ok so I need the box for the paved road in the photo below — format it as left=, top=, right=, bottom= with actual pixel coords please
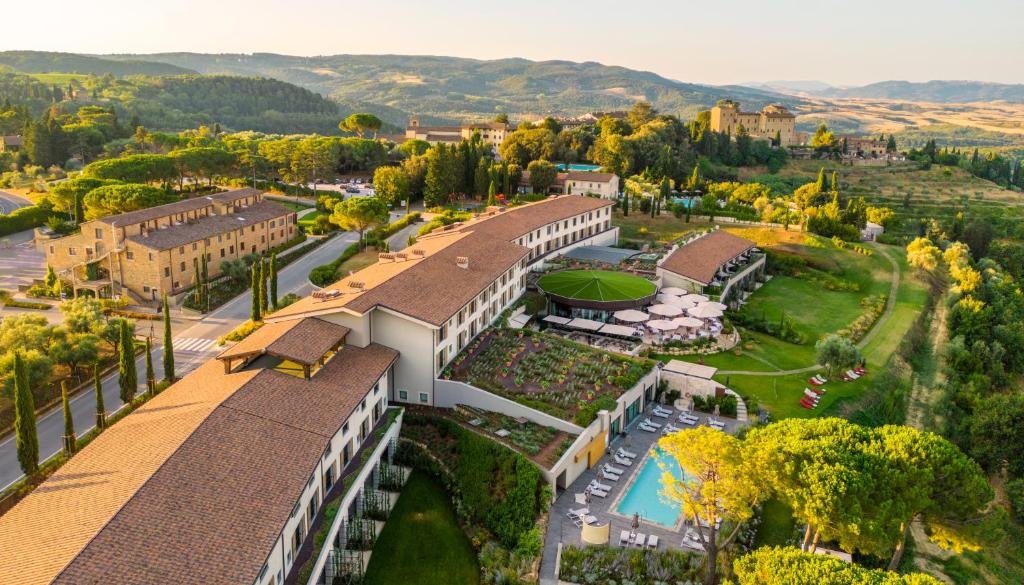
left=0, top=190, right=31, bottom=215
left=0, top=231, right=358, bottom=489
left=0, top=229, right=45, bottom=292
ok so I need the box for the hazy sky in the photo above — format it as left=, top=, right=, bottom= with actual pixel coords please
left=3, top=0, right=1021, bottom=86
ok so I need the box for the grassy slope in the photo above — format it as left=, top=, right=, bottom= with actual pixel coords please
left=363, top=472, right=479, bottom=585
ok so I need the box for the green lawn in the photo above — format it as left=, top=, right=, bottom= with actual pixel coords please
left=276, top=200, right=316, bottom=212
left=298, top=210, right=330, bottom=226
left=363, top=472, right=479, bottom=585
left=754, top=498, right=796, bottom=548
left=537, top=270, right=655, bottom=302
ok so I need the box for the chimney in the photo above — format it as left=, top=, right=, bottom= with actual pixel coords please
left=456, top=256, right=469, bottom=270
left=348, top=281, right=365, bottom=290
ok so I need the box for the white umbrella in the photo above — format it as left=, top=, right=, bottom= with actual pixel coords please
left=689, top=304, right=723, bottom=319
left=613, top=309, right=649, bottom=323
left=648, top=304, right=684, bottom=317
left=680, top=294, right=709, bottom=304
left=661, top=286, right=688, bottom=296
left=672, top=316, right=704, bottom=328
left=697, top=301, right=727, bottom=311
left=647, top=319, right=678, bottom=331
left=657, top=294, right=696, bottom=309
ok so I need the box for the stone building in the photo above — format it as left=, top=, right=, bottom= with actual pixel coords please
left=40, top=188, right=296, bottom=303
left=708, top=101, right=797, bottom=146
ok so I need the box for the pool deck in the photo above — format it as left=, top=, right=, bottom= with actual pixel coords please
left=539, top=405, right=746, bottom=584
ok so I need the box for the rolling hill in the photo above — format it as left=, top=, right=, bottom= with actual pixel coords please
left=0, top=51, right=194, bottom=76
left=817, top=80, right=1024, bottom=103
left=99, top=52, right=799, bottom=123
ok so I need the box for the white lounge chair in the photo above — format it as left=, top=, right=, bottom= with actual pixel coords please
left=663, top=423, right=682, bottom=434
left=617, top=448, right=638, bottom=459
left=653, top=405, right=673, bottom=415
left=647, top=534, right=659, bottom=549
left=804, top=388, right=821, bottom=400
left=588, top=487, right=608, bottom=498
left=643, top=418, right=662, bottom=429
left=619, top=530, right=631, bottom=545
left=590, top=479, right=612, bottom=492
left=601, top=470, right=620, bottom=481
left=682, top=529, right=703, bottom=550
left=574, top=493, right=588, bottom=505
left=638, top=423, right=658, bottom=433
left=678, top=417, right=696, bottom=426
left=651, top=409, right=671, bottom=419
left=604, top=463, right=625, bottom=475
left=614, top=455, right=633, bottom=467
left=678, top=412, right=699, bottom=423
left=567, top=507, right=589, bottom=519
left=634, top=533, right=646, bottom=548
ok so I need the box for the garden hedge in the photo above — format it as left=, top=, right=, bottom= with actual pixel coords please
left=0, top=203, right=54, bottom=237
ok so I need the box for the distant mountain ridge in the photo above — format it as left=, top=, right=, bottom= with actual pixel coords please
left=0, top=51, right=194, bottom=77
left=97, top=52, right=799, bottom=123
left=817, top=80, right=1024, bottom=103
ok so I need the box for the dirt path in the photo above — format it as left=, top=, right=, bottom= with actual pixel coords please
left=719, top=243, right=901, bottom=377
left=906, top=296, right=948, bottom=431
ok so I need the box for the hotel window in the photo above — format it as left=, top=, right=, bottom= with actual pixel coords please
left=126, top=251, right=134, bottom=260
left=68, top=247, right=77, bottom=256
left=179, top=246, right=185, bottom=255
left=419, top=392, right=429, bottom=403
left=192, top=242, right=198, bottom=251
left=360, top=398, right=366, bottom=412
left=94, top=228, right=102, bottom=239
left=398, top=390, right=408, bottom=400
left=220, top=248, right=225, bottom=258
left=374, top=399, right=382, bottom=421
left=164, top=267, right=170, bottom=277
left=342, top=422, right=349, bottom=435
left=179, top=261, right=186, bottom=272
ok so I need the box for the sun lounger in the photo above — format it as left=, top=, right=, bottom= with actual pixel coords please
left=654, top=405, right=673, bottom=414
left=663, top=423, right=682, bottom=434
left=590, top=480, right=612, bottom=492
left=678, top=413, right=699, bottom=423
left=678, top=416, right=696, bottom=426
left=643, top=418, right=662, bottom=429
left=682, top=529, right=703, bottom=550
left=617, top=448, right=638, bottom=459
left=651, top=409, right=671, bottom=419
left=601, top=470, right=620, bottom=481
left=620, top=530, right=631, bottom=545
left=574, top=493, right=588, bottom=505
left=647, top=534, right=659, bottom=549
left=804, top=388, right=821, bottom=400
left=613, top=454, right=633, bottom=466
left=634, top=533, right=646, bottom=547
left=604, top=463, right=625, bottom=475
left=588, top=487, right=608, bottom=497
left=638, top=423, right=659, bottom=433
left=567, top=507, right=589, bottom=519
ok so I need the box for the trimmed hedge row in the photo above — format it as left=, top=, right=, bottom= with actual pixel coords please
left=0, top=203, right=53, bottom=237
left=309, top=243, right=360, bottom=287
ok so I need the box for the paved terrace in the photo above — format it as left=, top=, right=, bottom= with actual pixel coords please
left=539, top=405, right=746, bottom=585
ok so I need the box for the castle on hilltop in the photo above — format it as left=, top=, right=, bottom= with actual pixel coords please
left=709, top=101, right=798, bottom=146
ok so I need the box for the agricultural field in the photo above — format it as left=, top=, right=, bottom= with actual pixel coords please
left=536, top=270, right=655, bottom=302
left=740, top=159, right=1024, bottom=237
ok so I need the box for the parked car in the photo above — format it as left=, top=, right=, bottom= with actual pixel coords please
left=345, top=187, right=361, bottom=194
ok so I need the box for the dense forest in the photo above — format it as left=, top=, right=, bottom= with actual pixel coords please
left=0, top=51, right=194, bottom=76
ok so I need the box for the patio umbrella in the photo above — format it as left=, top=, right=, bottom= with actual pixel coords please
left=661, top=286, right=688, bottom=296
left=647, top=304, right=683, bottom=317
left=647, top=319, right=678, bottom=331
left=657, top=294, right=696, bottom=309
left=689, top=304, right=723, bottom=319
left=672, top=316, right=704, bottom=329
left=679, top=294, right=709, bottom=304
left=698, top=301, right=728, bottom=311
left=613, top=309, right=649, bottom=323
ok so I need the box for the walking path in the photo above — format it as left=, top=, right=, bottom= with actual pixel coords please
left=717, top=243, right=901, bottom=377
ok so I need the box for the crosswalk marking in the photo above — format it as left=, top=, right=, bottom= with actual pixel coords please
left=173, top=337, right=217, bottom=353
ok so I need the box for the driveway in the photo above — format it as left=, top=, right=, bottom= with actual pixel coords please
left=0, top=229, right=45, bottom=292
left=0, top=190, right=31, bottom=214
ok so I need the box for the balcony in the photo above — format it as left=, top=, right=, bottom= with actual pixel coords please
left=286, top=407, right=404, bottom=585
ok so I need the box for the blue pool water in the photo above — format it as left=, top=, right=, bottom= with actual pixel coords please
left=670, top=197, right=697, bottom=209
left=557, top=163, right=602, bottom=172
left=614, top=449, right=688, bottom=528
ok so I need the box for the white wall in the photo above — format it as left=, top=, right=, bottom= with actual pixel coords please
left=371, top=310, right=436, bottom=403
left=319, top=311, right=372, bottom=348
left=433, top=379, right=584, bottom=434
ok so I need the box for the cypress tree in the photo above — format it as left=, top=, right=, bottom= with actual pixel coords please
left=145, top=337, right=155, bottom=396
left=192, top=257, right=202, bottom=306
left=61, top=381, right=76, bottom=456
left=269, top=253, right=278, bottom=310
left=200, top=253, right=208, bottom=309
left=162, top=293, right=174, bottom=382
left=831, top=171, right=839, bottom=194
left=13, top=352, right=39, bottom=475
left=815, top=167, right=827, bottom=192
left=250, top=265, right=261, bottom=322
left=118, top=321, right=137, bottom=404
left=623, top=193, right=629, bottom=216
left=487, top=179, right=497, bottom=207
left=259, top=258, right=268, bottom=315
left=94, top=362, right=106, bottom=429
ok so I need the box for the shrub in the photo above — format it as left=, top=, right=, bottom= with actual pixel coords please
left=1007, top=478, right=1024, bottom=523
left=573, top=395, right=618, bottom=426
left=218, top=319, right=263, bottom=345
left=309, top=243, right=360, bottom=287
left=0, top=202, right=54, bottom=237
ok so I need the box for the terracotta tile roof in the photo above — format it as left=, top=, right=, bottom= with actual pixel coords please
left=564, top=171, right=616, bottom=182
left=95, top=188, right=262, bottom=226
left=217, top=317, right=350, bottom=365
left=659, top=230, right=755, bottom=284
left=49, top=343, right=397, bottom=585
left=126, top=200, right=293, bottom=251
left=271, top=196, right=613, bottom=327
left=0, top=358, right=260, bottom=585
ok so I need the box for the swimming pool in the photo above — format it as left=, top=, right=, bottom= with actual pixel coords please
left=670, top=197, right=698, bottom=209
left=613, top=449, right=688, bottom=528
left=557, top=163, right=602, bottom=172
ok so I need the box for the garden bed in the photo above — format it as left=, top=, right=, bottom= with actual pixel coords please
left=448, top=405, right=574, bottom=468
left=557, top=544, right=702, bottom=585
left=442, top=328, right=653, bottom=425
